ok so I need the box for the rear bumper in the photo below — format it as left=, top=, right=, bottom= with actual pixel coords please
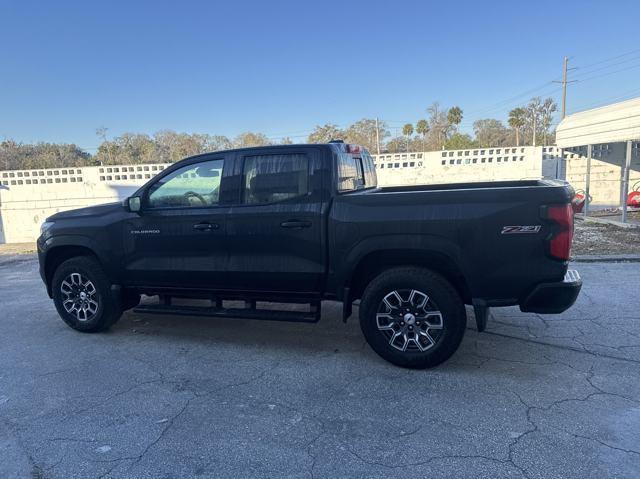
left=520, top=269, right=582, bottom=314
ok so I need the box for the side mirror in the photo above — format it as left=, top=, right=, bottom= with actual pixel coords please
left=124, top=196, right=142, bottom=213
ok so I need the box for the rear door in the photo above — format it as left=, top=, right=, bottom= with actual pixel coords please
left=122, top=154, right=233, bottom=289
left=225, top=147, right=326, bottom=294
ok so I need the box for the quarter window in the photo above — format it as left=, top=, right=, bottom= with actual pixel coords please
left=242, top=153, right=308, bottom=204
left=147, top=159, right=224, bottom=208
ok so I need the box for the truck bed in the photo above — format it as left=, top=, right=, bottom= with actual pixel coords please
left=328, top=178, right=574, bottom=306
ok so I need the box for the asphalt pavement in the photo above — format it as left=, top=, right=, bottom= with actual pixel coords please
left=1, top=255, right=639, bottom=478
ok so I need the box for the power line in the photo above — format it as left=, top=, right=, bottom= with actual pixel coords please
left=569, top=54, right=640, bottom=78
left=572, top=47, right=640, bottom=73
left=571, top=61, right=640, bottom=83
left=463, top=81, right=556, bottom=117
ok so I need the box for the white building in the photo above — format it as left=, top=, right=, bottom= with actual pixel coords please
left=556, top=97, right=640, bottom=221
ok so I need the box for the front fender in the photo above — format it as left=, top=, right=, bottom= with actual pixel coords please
left=39, top=234, right=117, bottom=296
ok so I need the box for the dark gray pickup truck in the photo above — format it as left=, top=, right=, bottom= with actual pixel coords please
left=37, top=141, right=581, bottom=368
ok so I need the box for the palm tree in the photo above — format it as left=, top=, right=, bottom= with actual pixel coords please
left=415, top=119, right=429, bottom=151
left=447, top=106, right=463, bottom=127
left=402, top=123, right=414, bottom=152
left=508, top=107, right=526, bottom=146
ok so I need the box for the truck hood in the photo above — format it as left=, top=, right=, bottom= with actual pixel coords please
left=48, top=202, right=123, bottom=221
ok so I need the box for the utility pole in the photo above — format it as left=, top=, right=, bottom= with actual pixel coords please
left=532, top=113, right=537, bottom=147
left=553, top=56, right=578, bottom=119
left=375, top=117, right=381, bottom=154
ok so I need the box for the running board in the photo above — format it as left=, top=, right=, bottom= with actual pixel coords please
left=133, top=302, right=321, bottom=323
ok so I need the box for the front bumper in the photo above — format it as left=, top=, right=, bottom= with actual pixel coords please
left=520, top=269, right=582, bottom=314
left=36, top=235, right=50, bottom=294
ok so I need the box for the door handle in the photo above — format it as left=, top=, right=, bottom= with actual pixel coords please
left=193, top=222, right=219, bottom=231
left=280, top=220, right=312, bottom=229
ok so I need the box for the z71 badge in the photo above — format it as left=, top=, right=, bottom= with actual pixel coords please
left=501, top=225, right=542, bottom=234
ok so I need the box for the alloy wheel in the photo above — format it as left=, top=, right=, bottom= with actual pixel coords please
left=60, top=273, right=99, bottom=322
left=376, top=289, right=444, bottom=352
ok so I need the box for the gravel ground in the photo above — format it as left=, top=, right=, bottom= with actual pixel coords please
left=1, top=255, right=639, bottom=478
left=572, top=219, right=640, bottom=255
left=0, top=242, right=36, bottom=256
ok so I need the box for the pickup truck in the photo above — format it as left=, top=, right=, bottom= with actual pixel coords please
left=37, top=141, right=582, bottom=368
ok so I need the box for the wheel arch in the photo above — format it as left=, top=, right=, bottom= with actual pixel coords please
left=44, top=244, right=102, bottom=297
left=346, top=248, right=471, bottom=305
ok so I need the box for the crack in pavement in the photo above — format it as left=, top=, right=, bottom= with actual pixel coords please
left=479, top=330, right=640, bottom=365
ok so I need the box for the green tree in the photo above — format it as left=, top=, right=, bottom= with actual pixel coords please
left=0, top=140, right=92, bottom=170
left=540, top=98, right=557, bottom=145
left=233, top=132, right=272, bottom=148
left=385, top=136, right=406, bottom=153
left=95, top=127, right=114, bottom=164
left=307, top=124, right=345, bottom=144
left=426, top=103, right=462, bottom=149
left=426, top=102, right=447, bottom=149
left=344, top=118, right=389, bottom=153
left=444, top=133, right=478, bottom=150
left=508, top=107, right=527, bottom=147
left=402, top=123, right=414, bottom=152
left=526, top=97, right=543, bottom=146
left=203, top=134, right=233, bottom=152
left=344, top=118, right=389, bottom=152
left=415, top=119, right=429, bottom=151
left=447, top=106, right=463, bottom=130
left=473, top=119, right=509, bottom=147
left=402, top=123, right=414, bottom=137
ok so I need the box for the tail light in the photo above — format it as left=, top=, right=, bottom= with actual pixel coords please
left=545, top=204, right=574, bottom=261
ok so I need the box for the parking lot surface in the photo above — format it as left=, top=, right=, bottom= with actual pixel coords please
left=1, top=255, right=639, bottom=478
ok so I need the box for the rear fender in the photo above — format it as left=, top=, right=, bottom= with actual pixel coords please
left=337, top=234, right=470, bottom=301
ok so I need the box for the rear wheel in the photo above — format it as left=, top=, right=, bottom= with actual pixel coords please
left=359, top=267, right=466, bottom=368
left=52, top=256, right=123, bottom=332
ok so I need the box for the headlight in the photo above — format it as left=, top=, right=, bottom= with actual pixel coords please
left=40, top=221, right=55, bottom=236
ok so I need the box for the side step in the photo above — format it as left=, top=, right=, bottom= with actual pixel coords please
left=133, top=300, right=321, bottom=323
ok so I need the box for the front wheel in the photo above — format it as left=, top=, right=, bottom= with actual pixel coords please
left=52, top=256, right=123, bottom=332
left=359, top=267, right=466, bottom=369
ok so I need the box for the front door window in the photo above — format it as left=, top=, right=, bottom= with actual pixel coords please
left=147, top=159, right=224, bottom=208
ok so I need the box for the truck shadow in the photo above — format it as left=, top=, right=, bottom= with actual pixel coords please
left=111, top=303, right=545, bottom=375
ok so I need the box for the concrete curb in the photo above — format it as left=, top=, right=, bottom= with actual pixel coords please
left=575, top=215, right=640, bottom=229
left=572, top=254, right=640, bottom=263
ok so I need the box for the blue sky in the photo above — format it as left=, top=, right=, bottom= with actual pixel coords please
left=1, top=0, right=639, bottom=150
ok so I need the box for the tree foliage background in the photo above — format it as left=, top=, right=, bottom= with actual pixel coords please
left=1, top=97, right=557, bottom=170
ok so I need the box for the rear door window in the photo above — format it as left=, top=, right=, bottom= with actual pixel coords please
left=242, top=153, right=309, bottom=204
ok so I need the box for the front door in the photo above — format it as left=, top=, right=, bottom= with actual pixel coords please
left=122, top=155, right=231, bottom=289
left=225, top=148, right=326, bottom=294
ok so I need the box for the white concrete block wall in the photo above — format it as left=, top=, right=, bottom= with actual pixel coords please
left=6, top=145, right=620, bottom=244
left=0, top=164, right=169, bottom=243
left=372, top=146, right=553, bottom=186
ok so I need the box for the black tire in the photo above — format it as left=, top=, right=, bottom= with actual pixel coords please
left=359, top=267, right=466, bottom=369
left=51, top=256, right=123, bottom=333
